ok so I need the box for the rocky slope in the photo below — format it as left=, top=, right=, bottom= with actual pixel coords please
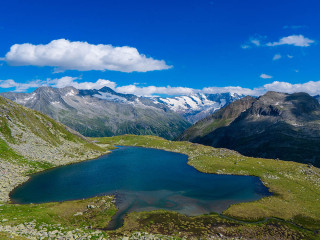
left=152, top=92, right=244, bottom=123
left=179, top=91, right=320, bottom=166
left=0, top=96, right=105, bottom=202
left=178, top=96, right=257, bottom=141
left=1, top=87, right=190, bottom=140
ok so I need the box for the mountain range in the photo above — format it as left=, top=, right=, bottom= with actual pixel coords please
left=0, top=87, right=243, bottom=139
left=0, top=87, right=190, bottom=139
left=179, top=91, right=320, bottom=167
left=151, top=92, right=244, bottom=123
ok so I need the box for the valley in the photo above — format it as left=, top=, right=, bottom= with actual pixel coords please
left=0, top=134, right=319, bottom=239
left=0, top=87, right=245, bottom=139
left=2, top=1, right=320, bottom=239
left=0, top=87, right=191, bottom=140
left=0, top=93, right=320, bottom=239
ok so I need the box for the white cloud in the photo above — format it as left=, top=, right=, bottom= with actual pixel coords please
left=116, top=85, right=195, bottom=96
left=263, top=81, right=320, bottom=95
left=251, top=39, right=261, bottom=46
left=0, top=77, right=118, bottom=93
left=241, top=44, right=250, bottom=49
left=0, top=79, right=44, bottom=92
left=2, top=77, right=320, bottom=98
left=4, top=39, right=172, bottom=72
left=266, top=35, right=315, bottom=47
left=287, top=54, right=294, bottom=59
left=260, top=73, right=273, bottom=79
left=241, top=36, right=265, bottom=49
left=48, top=77, right=117, bottom=90
left=202, top=86, right=261, bottom=96
left=273, top=54, right=282, bottom=60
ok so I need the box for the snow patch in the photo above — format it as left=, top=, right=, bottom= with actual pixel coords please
left=16, top=93, right=36, bottom=104
left=65, top=90, right=76, bottom=96
left=93, top=91, right=127, bottom=102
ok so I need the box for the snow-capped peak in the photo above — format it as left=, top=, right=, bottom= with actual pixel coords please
left=150, top=92, right=244, bottom=123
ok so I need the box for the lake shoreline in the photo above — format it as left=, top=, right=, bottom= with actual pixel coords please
left=1, top=135, right=320, bottom=239
left=0, top=148, right=110, bottom=204
left=10, top=146, right=271, bottom=232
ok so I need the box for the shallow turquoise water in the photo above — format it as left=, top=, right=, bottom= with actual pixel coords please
left=11, top=146, right=271, bottom=229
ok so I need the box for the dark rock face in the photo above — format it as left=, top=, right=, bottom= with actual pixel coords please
left=177, top=96, right=257, bottom=142
left=0, top=87, right=190, bottom=140
left=180, top=91, right=320, bottom=166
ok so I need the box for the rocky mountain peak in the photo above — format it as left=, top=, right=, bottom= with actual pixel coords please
left=59, top=86, right=79, bottom=96
left=98, top=86, right=116, bottom=93
left=180, top=91, right=320, bottom=166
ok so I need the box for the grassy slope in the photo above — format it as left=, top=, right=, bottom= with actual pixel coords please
left=0, top=196, right=116, bottom=239
left=0, top=196, right=116, bottom=229
left=0, top=96, right=105, bottom=172
left=94, top=135, right=320, bottom=231
left=119, top=210, right=316, bottom=239
left=1, top=133, right=319, bottom=239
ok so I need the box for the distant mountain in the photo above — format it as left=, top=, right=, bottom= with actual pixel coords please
left=315, top=95, right=320, bottom=103
left=179, top=91, right=320, bottom=166
left=0, top=87, right=190, bottom=139
left=151, top=92, right=244, bottom=123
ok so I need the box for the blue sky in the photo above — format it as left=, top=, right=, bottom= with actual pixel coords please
left=0, top=0, right=320, bottom=96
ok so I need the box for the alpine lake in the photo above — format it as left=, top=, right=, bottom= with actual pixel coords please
left=10, top=146, right=271, bottom=229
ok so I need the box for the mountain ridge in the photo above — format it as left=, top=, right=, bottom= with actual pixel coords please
left=180, top=91, right=320, bottom=166
left=0, top=86, right=190, bottom=139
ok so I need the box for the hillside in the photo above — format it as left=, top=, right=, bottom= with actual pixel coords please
left=0, top=96, right=105, bottom=202
left=179, top=91, right=320, bottom=167
left=1, top=134, right=319, bottom=239
left=178, top=96, right=257, bottom=141
left=0, top=86, right=190, bottom=140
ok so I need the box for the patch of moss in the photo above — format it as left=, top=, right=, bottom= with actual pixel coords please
left=118, top=210, right=319, bottom=240
left=1, top=196, right=116, bottom=230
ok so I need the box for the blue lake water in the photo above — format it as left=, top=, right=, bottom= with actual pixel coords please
left=10, top=146, right=271, bottom=229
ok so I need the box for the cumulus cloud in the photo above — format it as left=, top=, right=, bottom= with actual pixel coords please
left=2, top=77, right=320, bottom=97
left=260, top=73, right=273, bottom=79
left=0, top=77, right=118, bottom=93
left=4, top=39, right=172, bottom=72
left=93, top=80, right=320, bottom=97
left=116, top=85, right=195, bottom=96
left=202, top=86, right=260, bottom=96
left=273, top=54, right=282, bottom=60
left=263, top=81, right=320, bottom=95
left=266, top=35, right=315, bottom=47
left=0, top=79, right=44, bottom=92
left=48, top=77, right=117, bottom=90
